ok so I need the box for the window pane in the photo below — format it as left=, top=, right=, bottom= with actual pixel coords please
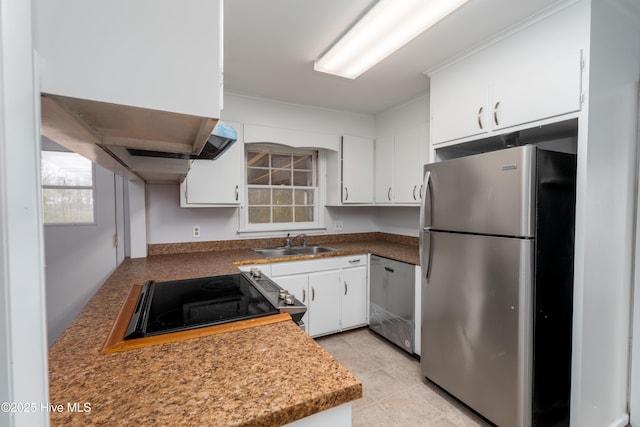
left=247, top=151, right=269, bottom=168
left=295, top=189, right=314, bottom=205
left=293, top=171, right=313, bottom=187
left=247, top=168, right=270, bottom=185
left=293, top=155, right=312, bottom=170
left=272, top=154, right=292, bottom=169
left=248, top=188, right=270, bottom=205
left=273, top=207, right=293, bottom=223
left=273, top=189, right=292, bottom=205
left=271, top=169, right=291, bottom=186
left=41, top=151, right=92, bottom=186
left=248, top=207, right=270, bottom=224
left=295, top=207, right=314, bottom=222
left=43, top=188, right=94, bottom=223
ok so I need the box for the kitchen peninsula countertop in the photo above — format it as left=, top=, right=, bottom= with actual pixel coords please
left=48, top=233, right=418, bottom=426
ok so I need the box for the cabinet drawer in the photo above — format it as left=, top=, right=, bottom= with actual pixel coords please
left=340, top=254, right=367, bottom=268
left=271, top=257, right=341, bottom=276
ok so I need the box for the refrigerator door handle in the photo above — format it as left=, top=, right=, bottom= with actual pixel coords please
left=419, top=171, right=432, bottom=231
left=421, top=231, right=433, bottom=282
left=419, top=170, right=433, bottom=283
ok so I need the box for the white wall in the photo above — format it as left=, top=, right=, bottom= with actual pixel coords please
left=44, top=162, right=122, bottom=345
left=223, top=93, right=376, bottom=139
left=571, top=1, right=640, bottom=426
left=146, top=184, right=382, bottom=244
left=145, top=94, right=427, bottom=244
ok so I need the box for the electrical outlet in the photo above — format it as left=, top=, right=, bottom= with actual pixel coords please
left=335, top=221, right=344, bottom=230
left=192, top=226, right=201, bottom=238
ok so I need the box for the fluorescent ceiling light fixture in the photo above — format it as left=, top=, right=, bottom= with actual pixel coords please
left=314, top=0, right=469, bottom=79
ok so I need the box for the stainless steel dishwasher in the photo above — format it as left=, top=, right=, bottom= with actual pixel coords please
left=369, top=255, right=415, bottom=353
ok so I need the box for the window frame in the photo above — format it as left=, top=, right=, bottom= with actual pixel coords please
left=241, top=145, right=322, bottom=233
left=41, top=149, right=97, bottom=226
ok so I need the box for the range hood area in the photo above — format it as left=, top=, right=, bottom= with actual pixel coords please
left=40, top=94, right=237, bottom=183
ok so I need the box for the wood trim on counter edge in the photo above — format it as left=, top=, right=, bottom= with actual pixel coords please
left=101, top=284, right=292, bottom=354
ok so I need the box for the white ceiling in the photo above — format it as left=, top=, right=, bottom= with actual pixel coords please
left=224, top=0, right=562, bottom=116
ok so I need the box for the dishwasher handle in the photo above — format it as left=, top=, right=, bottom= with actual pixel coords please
left=384, top=266, right=395, bottom=273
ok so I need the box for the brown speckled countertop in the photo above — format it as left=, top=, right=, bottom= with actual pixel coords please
left=48, top=233, right=418, bottom=426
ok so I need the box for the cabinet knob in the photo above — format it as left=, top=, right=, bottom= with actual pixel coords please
left=493, top=101, right=500, bottom=126
left=477, top=106, right=484, bottom=129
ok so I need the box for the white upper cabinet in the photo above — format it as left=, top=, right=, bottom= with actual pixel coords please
left=180, top=122, right=244, bottom=207
left=431, top=75, right=490, bottom=144
left=374, top=133, right=394, bottom=204
left=341, top=135, right=375, bottom=204
left=429, top=10, right=584, bottom=148
left=394, top=125, right=427, bottom=204
left=374, top=124, right=429, bottom=206
left=491, top=49, right=583, bottom=131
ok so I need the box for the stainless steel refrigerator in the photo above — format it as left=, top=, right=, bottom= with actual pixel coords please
left=419, top=145, right=576, bottom=427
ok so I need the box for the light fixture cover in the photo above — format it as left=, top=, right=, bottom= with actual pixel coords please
left=314, top=0, right=470, bottom=79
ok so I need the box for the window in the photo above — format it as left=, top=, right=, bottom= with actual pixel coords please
left=245, top=147, right=318, bottom=230
left=41, top=150, right=95, bottom=224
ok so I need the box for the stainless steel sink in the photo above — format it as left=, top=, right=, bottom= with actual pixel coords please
left=289, top=245, right=337, bottom=255
left=253, top=244, right=338, bottom=258
left=252, top=247, right=298, bottom=257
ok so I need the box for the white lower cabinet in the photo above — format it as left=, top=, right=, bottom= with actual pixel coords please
left=308, top=270, right=342, bottom=337
left=340, top=256, right=368, bottom=330
left=270, top=255, right=368, bottom=337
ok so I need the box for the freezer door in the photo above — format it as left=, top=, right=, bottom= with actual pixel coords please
left=422, top=145, right=535, bottom=237
left=421, top=231, right=533, bottom=427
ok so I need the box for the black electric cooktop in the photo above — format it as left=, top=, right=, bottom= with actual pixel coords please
left=125, top=273, right=280, bottom=339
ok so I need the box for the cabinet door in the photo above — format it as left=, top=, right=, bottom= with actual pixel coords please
left=181, top=123, right=243, bottom=206
left=273, top=274, right=309, bottom=329
left=393, top=126, right=423, bottom=204
left=341, top=135, right=374, bottom=204
left=491, top=49, right=582, bottom=131
left=374, top=134, right=394, bottom=204
left=431, top=73, right=489, bottom=145
left=308, top=270, right=342, bottom=337
left=341, top=266, right=368, bottom=330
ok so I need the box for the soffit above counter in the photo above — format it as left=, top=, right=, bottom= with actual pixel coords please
left=41, top=94, right=218, bottom=184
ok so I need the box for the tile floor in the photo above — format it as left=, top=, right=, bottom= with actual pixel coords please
left=315, top=327, right=493, bottom=427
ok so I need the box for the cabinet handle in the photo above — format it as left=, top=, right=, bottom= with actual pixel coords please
left=234, top=185, right=239, bottom=201
left=419, top=184, right=423, bottom=200
left=493, top=101, right=500, bottom=126
left=311, top=287, right=315, bottom=301
left=413, top=185, right=417, bottom=200
left=344, top=281, right=348, bottom=296
left=344, top=187, right=349, bottom=201
left=387, top=187, right=392, bottom=201
left=348, top=259, right=360, bottom=264
left=477, top=106, right=484, bottom=129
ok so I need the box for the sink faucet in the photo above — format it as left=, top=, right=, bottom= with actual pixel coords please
left=284, top=233, right=307, bottom=247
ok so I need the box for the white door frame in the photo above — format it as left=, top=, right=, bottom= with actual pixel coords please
left=0, top=0, right=50, bottom=426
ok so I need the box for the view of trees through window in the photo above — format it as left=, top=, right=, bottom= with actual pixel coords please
left=246, top=149, right=316, bottom=226
left=41, top=151, right=95, bottom=224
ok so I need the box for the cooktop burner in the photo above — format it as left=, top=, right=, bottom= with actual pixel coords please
left=125, top=273, right=280, bottom=339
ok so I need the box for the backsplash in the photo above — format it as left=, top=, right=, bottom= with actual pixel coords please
left=147, top=232, right=418, bottom=256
